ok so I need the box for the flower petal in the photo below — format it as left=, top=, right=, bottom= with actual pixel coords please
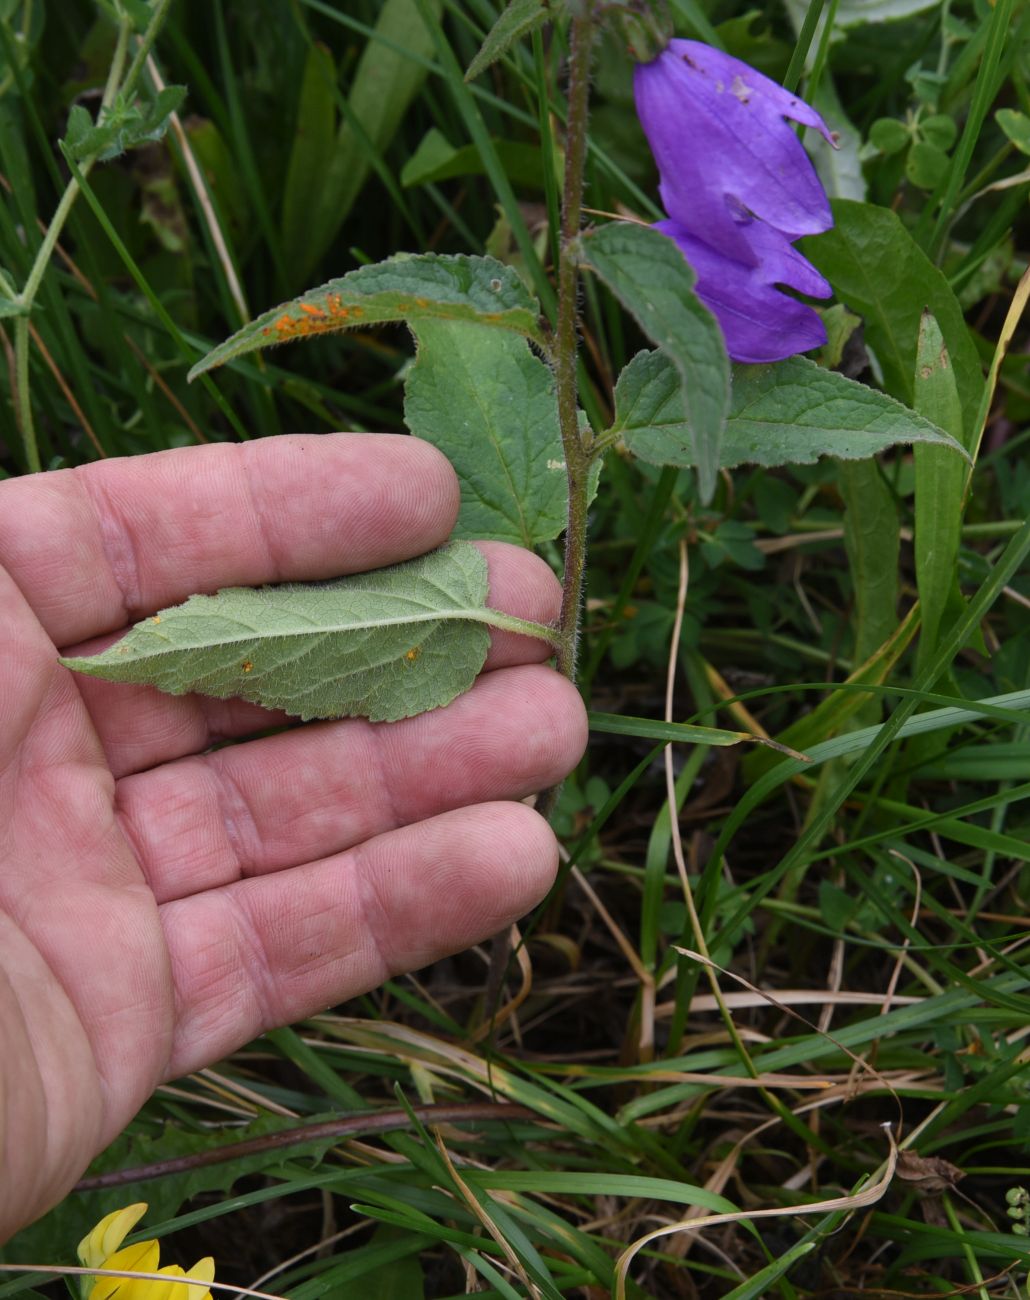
left=78, top=1204, right=149, bottom=1270
left=86, top=1239, right=160, bottom=1300
left=655, top=219, right=829, bottom=364
left=634, top=40, right=833, bottom=245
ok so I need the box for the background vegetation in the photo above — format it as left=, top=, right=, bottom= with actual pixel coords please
left=2, top=0, right=1030, bottom=1295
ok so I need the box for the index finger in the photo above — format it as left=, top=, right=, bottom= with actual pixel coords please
left=0, top=435, right=460, bottom=647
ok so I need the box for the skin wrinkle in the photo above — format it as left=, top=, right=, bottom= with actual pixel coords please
left=78, top=470, right=143, bottom=624
left=164, top=891, right=267, bottom=1069
left=237, top=443, right=288, bottom=585
left=351, top=836, right=415, bottom=984
left=208, top=751, right=266, bottom=879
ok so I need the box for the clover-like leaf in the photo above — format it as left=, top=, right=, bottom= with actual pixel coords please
left=60, top=543, right=555, bottom=723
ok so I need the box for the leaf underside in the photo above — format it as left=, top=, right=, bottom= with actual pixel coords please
left=60, top=543, right=494, bottom=723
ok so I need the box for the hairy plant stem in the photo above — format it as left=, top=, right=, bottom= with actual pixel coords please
left=482, top=9, right=598, bottom=1022
left=553, top=9, right=597, bottom=682
left=13, top=0, right=174, bottom=472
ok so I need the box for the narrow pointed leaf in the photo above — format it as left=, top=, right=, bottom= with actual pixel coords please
left=281, top=42, right=338, bottom=276
left=611, top=350, right=968, bottom=468
left=465, top=0, right=565, bottom=81
left=579, top=223, right=729, bottom=501
left=60, top=543, right=529, bottom=723
left=913, top=309, right=966, bottom=671
left=187, top=254, right=546, bottom=380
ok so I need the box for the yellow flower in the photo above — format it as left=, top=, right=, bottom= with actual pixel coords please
left=86, top=1240, right=160, bottom=1299
left=78, top=1204, right=149, bottom=1270
left=77, top=1204, right=215, bottom=1300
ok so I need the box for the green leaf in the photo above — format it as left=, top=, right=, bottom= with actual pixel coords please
left=465, top=0, right=564, bottom=81
left=401, top=127, right=548, bottom=190
left=609, top=351, right=967, bottom=470
left=297, top=0, right=441, bottom=284
left=62, top=87, right=187, bottom=163
left=869, top=117, right=910, bottom=155
left=783, top=0, right=940, bottom=27
left=906, top=139, right=949, bottom=189
left=187, top=253, right=546, bottom=380
left=803, top=200, right=985, bottom=434
left=404, top=319, right=568, bottom=546
left=59, top=543, right=550, bottom=723
left=587, top=712, right=762, bottom=748
left=282, top=42, right=338, bottom=276
left=920, top=113, right=957, bottom=151
left=997, top=107, right=1030, bottom=155
left=721, top=1243, right=817, bottom=1300
left=578, top=223, right=729, bottom=501
left=840, top=457, right=899, bottom=674
left=913, top=309, right=966, bottom=673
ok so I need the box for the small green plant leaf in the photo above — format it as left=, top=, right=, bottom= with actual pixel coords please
left=608, top=351, right=967, bottom=469
left=62, top=87, right=187, bottom=163
left=869, top=117, right=910, bottom=154
left=401, top=127, right=547, bottom=190
left=465, top=0, right=564, bottom=81
left=913, top=309, right=967, bottom=673
left=906, top=139, right=949, bottom=189
left=404, top=319, right=569, bottom=546
left=920, top=113, right=957, bottom=151
left=997, top=107, right=1030, bottom=155
left=60, top=543, right=552, bottom=723
left=187, top=253, right=546, bottom=380
left=578, top=222, right=729, bottom=502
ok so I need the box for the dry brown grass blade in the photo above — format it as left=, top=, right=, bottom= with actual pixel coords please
left=673, top=946, right=905, bottom=1121
left=435, top=1132, right=543, bottom=1298
left=613, top=1125, right=899, bottom=1298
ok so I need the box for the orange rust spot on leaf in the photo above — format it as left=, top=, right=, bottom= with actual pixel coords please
left=405, top=646, right=421, bottom=663
left=241, top=660, right=253, bottom=673
left=300, top=302, right=326, bottom=318
left=151, top=615, right=162, bottom=624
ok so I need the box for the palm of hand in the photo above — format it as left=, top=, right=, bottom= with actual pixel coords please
left=0, top=435, right=585, bottom=1242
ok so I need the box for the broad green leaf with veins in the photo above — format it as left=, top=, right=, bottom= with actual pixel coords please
left=60, top=543, right=555, bottom=723
left=610, top=351, right=968, bottom=469
left=187, top=253, right=546, bottom=381
left=577, top=222, right=730, bottom=503
left=405, top=319, right=568, bottom=546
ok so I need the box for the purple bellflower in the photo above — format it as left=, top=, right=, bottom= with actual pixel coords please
left=634, top=40, right=837, bottom=364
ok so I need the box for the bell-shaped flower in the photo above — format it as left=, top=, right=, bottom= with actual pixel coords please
left=634, top=39, right=836, bottom=363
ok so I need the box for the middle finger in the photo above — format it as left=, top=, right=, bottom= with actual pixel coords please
left=116, top=663, right=585, bottom=904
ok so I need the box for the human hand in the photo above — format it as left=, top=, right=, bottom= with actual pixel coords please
left=0, top=434, right=586, bottom=1242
